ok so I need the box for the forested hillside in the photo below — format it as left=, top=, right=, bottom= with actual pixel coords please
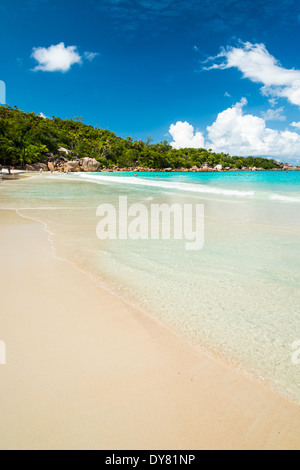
left=0, top=106, right=282, bottom=170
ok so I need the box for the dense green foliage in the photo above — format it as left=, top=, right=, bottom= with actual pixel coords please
left=0, top=106, right=281, bottom=169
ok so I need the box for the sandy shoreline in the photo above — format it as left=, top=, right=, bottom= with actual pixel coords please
left=0, top=209, right=300, bottom=450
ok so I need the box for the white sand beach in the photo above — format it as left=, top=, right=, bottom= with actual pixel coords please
left=0, top=209, right=300, bottom=450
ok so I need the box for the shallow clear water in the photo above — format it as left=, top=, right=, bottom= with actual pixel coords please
left=1, top=171, right=299, bottom=401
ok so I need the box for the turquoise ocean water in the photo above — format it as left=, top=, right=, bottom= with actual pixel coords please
left=1, top=170, right=299, bottom=401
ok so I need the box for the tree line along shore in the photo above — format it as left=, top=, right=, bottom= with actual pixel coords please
left=0, top=105, right=299, bottom=173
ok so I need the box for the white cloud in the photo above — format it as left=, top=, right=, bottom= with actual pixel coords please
left=268, top=98, right=278, bottom=107
left=84, top=51, right=99, bottom=61
left=204, top=42, right=300, bottom=107
left=224, top=91, right=231, bottom=97
left=261, top=107, right=286, bottom=121
left=31, top=42, right=82, bottom=72
left=38, top=112, right=47, bottom=119
left=169, top=121, right=205, bottom=149
left=279, top=80, right=300, bottom=106
left=169, top=99, right=300, bottom=159
left=291, top=121, right=300, bottom=129
left=207, top=99, right=300, bottom=157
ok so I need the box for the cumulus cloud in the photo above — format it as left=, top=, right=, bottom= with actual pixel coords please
left=207, top=99, right=300, bottom=157
left=31, top=43, right=82, bottom=72
left=169, top=99, right=300, bottom=158
left=38, top=112, right=47, bottom=119
left=169, top=121, right=205, bottom=149
left=204, top=42, right=300, bottom=107
left=261, top=107, right=286, bottom=121
left=31, top=43, right=98, bottom=72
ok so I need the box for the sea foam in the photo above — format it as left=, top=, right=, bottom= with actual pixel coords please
left=80, top=174, right=255, bottom=198
left=270, top=194, right=300, bottom=203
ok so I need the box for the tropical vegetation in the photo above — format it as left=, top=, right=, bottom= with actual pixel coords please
left=0, top=106, right=282, bottom=170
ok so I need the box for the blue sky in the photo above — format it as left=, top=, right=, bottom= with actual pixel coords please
left=1, top=0, right=300, bottom=162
